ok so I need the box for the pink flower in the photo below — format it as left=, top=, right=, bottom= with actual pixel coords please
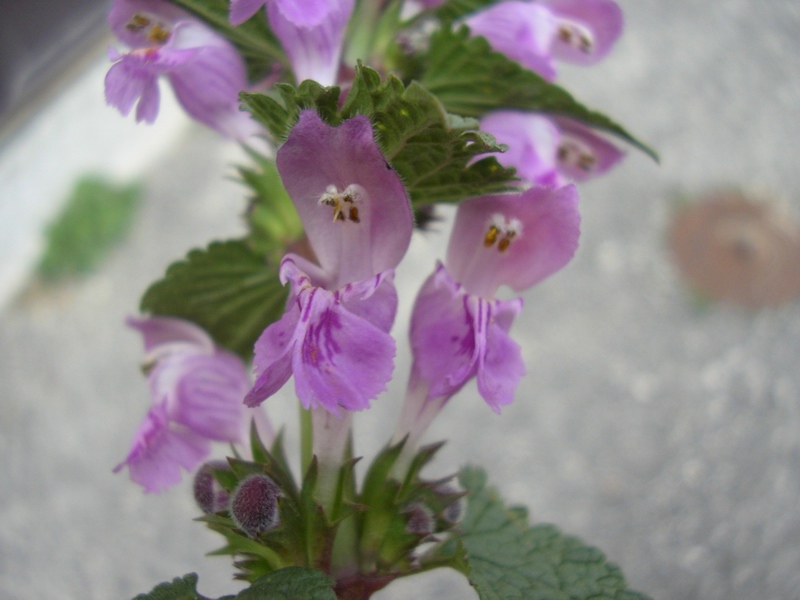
left=229, top=0, right=355, bottom=86
left=481, top=111, right=625, bottom=186
left=114, top=317, right=253, bottom=493
left=410, top=186, right=581, bottom=412
left=245, top=110, right=414, bottom=414
left=464, top=0, right=623, bottom=80
left=105, top=0, right=258, bottom=139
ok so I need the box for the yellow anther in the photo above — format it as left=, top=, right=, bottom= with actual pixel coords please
left=484, top=225, right=500, bottom=247
left=148, top=24, right=170, bottom=44
left=126, top=14, right=151, bottom=32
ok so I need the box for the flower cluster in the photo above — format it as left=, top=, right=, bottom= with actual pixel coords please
left=105, top=0, right=650, bottom=596
left=112, top=0, right=626, bottom=492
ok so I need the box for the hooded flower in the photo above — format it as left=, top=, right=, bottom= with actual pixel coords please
left=245, top=110, right=413, bottom=414
left=545, top=0, right=624, bottom=66
left=464, top=0, right=623, bottom=80
left=229, top=0, right=355, bottom=86
left=464, top=1, right=559, bottom=80
left=114, top=316, right=253, bottom=493
left=481, top=111, right=625, bottom=186
left=105, top=0, right=258, bottom=139
left=410, top=186, right=580, bottom=412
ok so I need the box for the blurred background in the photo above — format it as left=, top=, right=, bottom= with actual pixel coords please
left=1, top=1, right=799, bottom=598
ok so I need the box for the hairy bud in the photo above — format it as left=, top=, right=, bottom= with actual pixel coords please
left=404, top=502, right=435, bottom=536
left=193, top=461, right=230, bottom=514
left=229, top=473, right=281, bottom=537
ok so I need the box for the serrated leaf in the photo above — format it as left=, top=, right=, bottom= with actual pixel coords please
left=419, top=27, right=658, bottom=161
left=243, top=64, right=518, bottom=206
left=133, top=573, right=234, bottom=600
left=448, top=466, right=652, bottom=600
left=240, top=82, right=342, bottom=142
left=166, top=0, right=285, bottom=82
left=234, top=567, right=336, bottom=600
left=238, top=151, right=303, bottom=259
left=139, top=240, right=287, bottom=360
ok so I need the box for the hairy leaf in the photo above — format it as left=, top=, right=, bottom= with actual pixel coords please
left=242, top=65, right=518, bottom=206
left=140, top=240, right=287, bottom=360
left=448, top=466, right=652, bottom=600
left=235, top=567, right=336, bottom=600
left=419, top=27, right=658, bottom=161
left=133, top=573, right=234, bottom=600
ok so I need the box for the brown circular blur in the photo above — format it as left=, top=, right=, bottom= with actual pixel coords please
left=669, top=191, right=800, bottom=308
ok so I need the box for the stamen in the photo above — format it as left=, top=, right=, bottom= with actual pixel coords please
left=558, top=139, right=596, bottom=172
left=126, top=14, right=151, bottom=32
left=126, top=13, right=171, bottom=44
left=557, top=21, right=595, bottom=54
left=319, top=185, right=363, bottom=224
left=483, top=215, right=522, bottom=254
left=148, top=24, right=170, bottom=44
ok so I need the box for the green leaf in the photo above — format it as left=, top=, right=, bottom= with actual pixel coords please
left=133, top=573, right=235, bottom=600
left=449, top=466, right=652, bottom=600
left=243, top=65, right=519, bottom=206
left=238, top=151, right=304, bottom=260
left=38, top=176, right=140, bottom=279
left=241, top=82, right=343, bottom=142
left=434, top=0, right=500, bottom=22
left=139, top=239, right=287, bottom=360
left=234, top=567, right=336, bottom=600
left=419, top=27, right=658, bottom=162
left=166, top=0, right=286, bottom=82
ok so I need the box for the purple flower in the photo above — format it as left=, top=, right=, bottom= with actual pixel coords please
left=464, top=1, right=558, bottom=80
left=464, top=0, right=623, bottom=79
left=410, top=186, right=581, bottom=412
left=245, top=110, right=413, bottom=414
left=544, top=0, right=624, bottom=66
left=481, top=111, right=562, bottom=187
left=105, top=0, right=259, bottom=139
left=229, top=0, right=355, bottom=86
left=481, top=111, right=625, bottom=186
left=114, top=316, right=252, bottom=493
left=551, top=116, right=626, bottom=182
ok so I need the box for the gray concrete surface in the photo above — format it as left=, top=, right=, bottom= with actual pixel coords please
left=2, top=1, right=800, bottom=598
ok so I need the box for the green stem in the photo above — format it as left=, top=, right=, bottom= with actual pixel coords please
left=300, top=403, right=313, bottom=474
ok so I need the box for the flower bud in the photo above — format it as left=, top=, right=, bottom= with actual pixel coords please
left=193, top=461, right=230, bottom=514
left=403, top=502, right=435, bottom=536
left=435, top=484, right=466, bottom=525
left=229, top=474, right=281, bottom=537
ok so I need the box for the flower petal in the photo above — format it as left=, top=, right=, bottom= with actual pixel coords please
left=229, top=0, right=267, bottom=26
left=553, top=117, right=626, bottom=182
left=471, top=296, right=525, bottom=412
left=480, top=110, right=563, bottom=187
left=465, top=1, right=558, bottom=80
left=410, top=264, right=476, bottom=399
left=292, top=288, right=395, bottom=413
left=126, top=315, right=214, bottom=354
left=409, top=263, right=526, bottom=411
left=244, top=296, right=299, bottom=407
left=446, top=185, right=581, bottom=297
left=114, top=403, right=210, bottom=493
left=276, top=110, right=413, bottom=287
left=108, top=0, right=186, bottom=49
left=544, top=0, right=623, bottom=65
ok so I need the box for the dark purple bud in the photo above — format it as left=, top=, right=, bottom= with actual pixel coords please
left=436, top=484, right=466, bottom=525
left=404, top=502, right=435, bottom=536
left=229, top=474, right=281, bottom=537
left=193, top=461, right=230, bottom=514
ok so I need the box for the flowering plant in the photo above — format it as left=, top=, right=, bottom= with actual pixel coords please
left=107, top=0, right=657, bottom=598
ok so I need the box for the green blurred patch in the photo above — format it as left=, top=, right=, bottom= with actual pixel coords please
left=38, top=176, right=141, bottom=279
